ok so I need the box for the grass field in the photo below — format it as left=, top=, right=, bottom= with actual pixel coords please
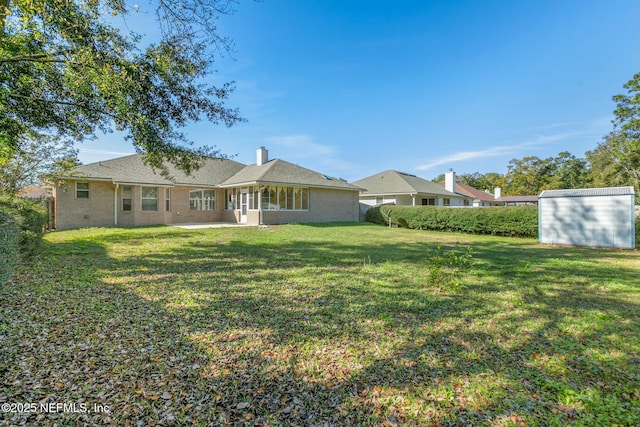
left=1, top=223, right=639, bottom=426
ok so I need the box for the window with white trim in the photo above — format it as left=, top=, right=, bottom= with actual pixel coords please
left=260, top=186, right=308, bottom=210
left=76, top=182, right=89, bottom=199
left=190, top=189, right=215, bottom=210
left=165, top=188, right=171, bottom=211
left=122, top=186, right=132, bottom=211
left=141, top=186, right=158, bottom=211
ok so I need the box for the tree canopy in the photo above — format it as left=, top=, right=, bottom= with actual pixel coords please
left=586, top=72, right=640, bottom=195
left=0, top=0, right=244, bottom=175
left=0, top=136, right=78, bottom=195
left=434, top=74, right=639, bottom=198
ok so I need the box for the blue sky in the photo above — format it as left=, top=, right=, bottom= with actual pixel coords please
left=79, top=0, right=640, bottom=181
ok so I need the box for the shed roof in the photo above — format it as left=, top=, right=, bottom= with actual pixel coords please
left=539, top=186, right=635, bottom=199
left=352, top=170, right=458, bottom=197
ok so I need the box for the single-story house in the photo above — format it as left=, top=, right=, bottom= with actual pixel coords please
left=448, top=182, right=502, bottom=206
left=53, top=147, right=360, bottom=229
left=497, top=195, right=538, bottom=206
left=352, top=170, right=472, bottom=207
left=538, top=186, right=635, bottom=249
left=437, top=170, right=503, bottom=207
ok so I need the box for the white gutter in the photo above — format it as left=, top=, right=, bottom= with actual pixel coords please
left=114, top=183, right=119, bottom=226
left=258, top=185, right=263, bottom=225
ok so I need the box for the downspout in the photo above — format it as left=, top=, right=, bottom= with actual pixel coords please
left=631, top=194, right=636, bottom=249
left=412, top=194, right=416, bottom=206
left=114, top=184, right=119, bottom=226
left=258, top=185, right=263, bottom=225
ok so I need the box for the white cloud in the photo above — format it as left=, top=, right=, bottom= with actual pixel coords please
left=77, top=147, right=135, bottom=156
left=264, top=134, right=360, bottom=178
left=415, top=128, right=599, bottom=172
left=265, top=134, right=336, bottom=158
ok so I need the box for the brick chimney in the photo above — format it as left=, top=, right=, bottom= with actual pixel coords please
left=445, top=169, right=456, bottom=194
left=257, top=146, right=268, bottom=166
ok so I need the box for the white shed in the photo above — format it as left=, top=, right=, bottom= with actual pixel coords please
left=538, top=187, right=635, bottom=249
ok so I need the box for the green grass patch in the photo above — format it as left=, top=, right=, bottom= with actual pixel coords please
left=1, top=223, right=639, bottom=425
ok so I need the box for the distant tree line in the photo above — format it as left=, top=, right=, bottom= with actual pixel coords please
left=433, top=72, right=640, bottom=198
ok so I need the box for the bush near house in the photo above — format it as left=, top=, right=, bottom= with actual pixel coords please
left=0, top=210, right=20, bottom=286
left=0, top=197, right=48, bottom=264
left=366, top=205, right=538, bottom=237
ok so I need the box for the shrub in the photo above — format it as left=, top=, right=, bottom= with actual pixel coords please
left=426, top=245, right=474, bottom=290
left=0, top=197, right=48, bottom=257
left=365, top=205, right=538, bottom=238
left=0, top=210, right=20, bottom=286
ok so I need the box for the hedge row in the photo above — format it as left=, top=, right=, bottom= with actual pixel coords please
left=365, top=205, right=538, bottom=238
left=0, top=197, right=48, bottom=286
left=0, top=211, right=20, bottom=286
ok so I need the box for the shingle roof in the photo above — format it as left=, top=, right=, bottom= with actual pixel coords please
left=221, top=159, right=360, bottom=191
left=497, top=195, right=538, bottom=202
left=539, top=186, right=635, bottom=199
left=352, top=170, right=457, bottom=197
left=438, top=181, right=496, bottom=202
left=66, top=154, right=245, bottom=186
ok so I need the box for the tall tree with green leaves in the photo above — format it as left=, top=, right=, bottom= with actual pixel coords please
left=0, top=0, right=245, bottom=174
left=457, top=172, right=505, bottom=192
left=502, top=151, right=588, bottom=195
left=502, top=155, right=555, bottom=195
left=587, top=73, right=640, bottom=195
left=0, top=136, right=78, bottom=195
left=551, top=151, right=589, bottom=189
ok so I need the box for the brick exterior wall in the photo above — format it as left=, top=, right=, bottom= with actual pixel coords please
left=54, top=181, right=225, bottom=229
left=169, top=187, right=222, bottom=224
left=260, top=188, right=359, bottom=225
left=54, top=181, right=117, bottom=229
left=55, top=181, right=359, bottom=229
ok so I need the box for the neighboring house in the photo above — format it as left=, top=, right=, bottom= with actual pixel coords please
left=17, top=185, right=53, bottom=200
left=353, top=170, right=472, bottom=207
left=17, top=185, right=55, bottom=230
left=438, top=170, right=502, bottom=207
left=497, top=195, right=538, bottom=206
left=53, top=147, right=360, bottom=229
left=538, top=186, right=635, bottom=249
left=438, top=171, right=539, bottom=206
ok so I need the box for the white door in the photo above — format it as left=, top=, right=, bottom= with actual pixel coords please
left=240, top=190, right=248, bottom=224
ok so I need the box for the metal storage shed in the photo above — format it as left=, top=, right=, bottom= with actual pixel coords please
left=538, top=186, right=635, bottom=249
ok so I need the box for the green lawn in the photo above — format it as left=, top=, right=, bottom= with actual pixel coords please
left=1, top=223, right=639, bottom=426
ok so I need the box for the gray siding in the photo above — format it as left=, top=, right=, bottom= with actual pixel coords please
left=539, top=194, right=635, bottom=249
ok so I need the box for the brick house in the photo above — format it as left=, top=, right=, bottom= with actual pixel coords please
left=53, top=147, right=360, bottom=229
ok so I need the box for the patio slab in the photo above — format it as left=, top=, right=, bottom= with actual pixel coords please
left=167, top=222, right=250, bottom=229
